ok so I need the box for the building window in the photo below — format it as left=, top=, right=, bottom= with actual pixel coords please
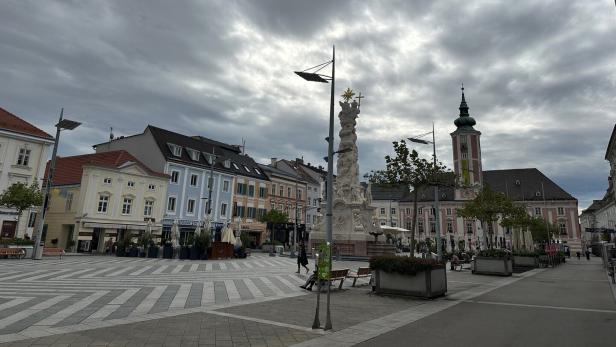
left=447, top=221, right=453, bottom=233
left=405, top=221, right=412, bottom=230
left=247, top=207, right=256, bottom=219
left=446, top=208, right=452, bottom=216
left=418, top=220, right=424, bottom=233
left=391, top=208, right=396, bottom=215
left=223, top=159, right=231, bottom=168
left=559, top=222, right=567, bottom=235
left=313, top=198, right=318, bottom=207
left=221, top=203, right=228, bottom=216
left=27, top=211, right=37, bottom=228
left=243, top=165, right=251, bottom=173
left=278, top=204, right=284, bottom=211
left=430, top=208, right=435, bottom=215
left=207, top=177, right=213, bottom=189
left=557, top=207, right=564, bottom=215
left=418, top=208, right=423, bottom=215
left=271, top=184, right=277, bottom=195
left=167, top=197, right=176, bottom=212
left=236, top=183, right=247, bottom=195
left=287, top=187, right=292, bottom=198
left=16, top=148, right=31, bottom=166
left=148, top=184, right=156, bottom=191
left=234, top=205, right=245, bottom=217
left=430, top=220, right=436, bottom=233
left=223, top=180, right=230, bottom=192
left=204, top=153, right=214, bottom=165
left=190, top=174, right=198, bottom=187
left=259, top=187, right=267, bottom=199
left=380, top=208, right=386, bottom=215
left=97, top=195, right=109, bottom=213
left=187, top=148, right=200, bottom=161
left=380, top=221, right=386, bottom=226
left=144, top=200, right=153, bottom=216
left=65, top=192, right=73, bottom=211
left=168, top=143, right=182, bottom=157
left=534, top=207, right=541, bottom=216
left=254, top=168, right=262, bottom=175
left=279, top=186, right=284, bottom=196
left=248, top=185, right=255, bottom=197
left=391, top=221, right=397, bottom=227
left=170, top=171, right=179, bottom=184
left=232, top=163, right=240, bottom=170
left=103, top=178, right=112, bottom=185
left=298, top=189, right=302, bottom=200
left=127, top=181, right=135, bottom=188
left=122, top=198, right=133, bottom=215
left=186, top=199, right=196, bottom=214
left=405, top=208, right=411, bottom=215
left=466, top=221, right=473, bottom=234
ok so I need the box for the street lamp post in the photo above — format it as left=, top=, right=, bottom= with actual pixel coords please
left=408, top=122, right=442, bottom=262
left=295, top=45, right=335, bottom=330
left=33, top=108, right=81, bottom=260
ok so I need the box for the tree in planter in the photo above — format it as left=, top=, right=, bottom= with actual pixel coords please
left=258, top=210, right=289, bottom=251
left=457, top=185, right=515, bottom=249
left=500, top=203, right=532, bottom=251
left=194, top=232, right=212, bottom=259
left=528, top=217, right=556, bottom=244
left=0, top=182, right=43, bottom=237
left=367, top=140, right=453, bottom=258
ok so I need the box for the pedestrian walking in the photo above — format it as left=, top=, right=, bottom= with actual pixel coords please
left=585, top=247, right=591, bottom=261
left=296, top=241, right=309, bottom=274
left=576, top=251, right=581, bottom=260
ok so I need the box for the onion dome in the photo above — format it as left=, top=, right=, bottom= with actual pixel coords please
left=454, top=85, right=476, bottom=129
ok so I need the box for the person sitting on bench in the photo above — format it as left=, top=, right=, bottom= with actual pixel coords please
left=300, top=266, right=319, bottom=291
left=450, top=254, right=460, bottom=270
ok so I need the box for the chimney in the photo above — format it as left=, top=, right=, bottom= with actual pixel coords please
left=270, top=158, right=277, bottom=166
left=295, top=157, right=304, bottom=165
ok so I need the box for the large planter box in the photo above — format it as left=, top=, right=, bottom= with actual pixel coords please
left=190, top=246, right=202, bottom=260
left=513, top=256, right=538, bottom=268
left=162, top=245, right=173, bottom=259
left=147, top=246, right=159, bottom=258
left=8, top=245, right=33, bottom=258
left=473, top=257, right=512, bottom=276
left=374, top=268, right=447, bottom=298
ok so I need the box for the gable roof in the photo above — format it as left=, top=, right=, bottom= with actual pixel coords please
left=400, top=168, right=576, bottom=203
left=49, top=150, right=168, bottom=186
left=275, top=159, right=321, bottom=185
left=258, top=163, right=302, bottom=182
left=0, top=107, right=54, bottom=140
left=146, top=125, right=269, bottom=181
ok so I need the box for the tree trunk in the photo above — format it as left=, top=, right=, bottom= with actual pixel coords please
left=410, top=188, right=418, bottom=258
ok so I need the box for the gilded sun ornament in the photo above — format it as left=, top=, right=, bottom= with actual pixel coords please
left=341, top=88, right=355, bottom=102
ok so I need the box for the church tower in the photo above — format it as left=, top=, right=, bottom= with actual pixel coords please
left=451, top=86, right=483, bottom=199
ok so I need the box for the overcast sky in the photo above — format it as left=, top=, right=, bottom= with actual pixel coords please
left=1, top=0, right=615, bottom=210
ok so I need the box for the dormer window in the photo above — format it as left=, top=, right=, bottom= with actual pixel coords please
left=243, top=165, right=251, bottom=173
left=536, top=191, right=541, bottom=197
left=204, top=153, right=215, bottom=165
left=103, top=178, right=112, bottom=185
left=223, top=159, right=231, bottom=168
left=187, top=148, right=200, bottom=161
left=232, top=163, right=240, bottom=170
left=167, top=143, right=182, bottom=157
left=254, top=168, right=262, bottom=175
left=127, top=181, right=135, bottom=188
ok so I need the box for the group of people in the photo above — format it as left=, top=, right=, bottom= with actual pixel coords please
left=576, top=247, right=593, bottom=261
left=295, top=241, right=321, bottom=291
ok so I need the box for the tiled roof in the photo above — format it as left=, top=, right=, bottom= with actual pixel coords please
left=49, top=150, right=168, bottom=186
left=399, top=168, right=576, bottom=203
left=0, top=107, right=53, bottom=140
left=146, top=126, right=269, bottom=181
left=259, top=163, right=302, bottom=181
left=365, top=183, right=409, bottom=201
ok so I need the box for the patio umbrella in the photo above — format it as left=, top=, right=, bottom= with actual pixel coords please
left=194, top=223, right=202, bottom=238
left=171, top=221, right=180, bottom=248
left=524, top=228, right=534, bottom=251
left=221, top=224, right=235, bottom=244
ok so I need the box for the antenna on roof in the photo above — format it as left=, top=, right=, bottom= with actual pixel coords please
left=109, top=127, right=114, bottom=141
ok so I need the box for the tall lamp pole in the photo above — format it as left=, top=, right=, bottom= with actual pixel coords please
left=33, top=108, right=81, bottom=260
left=295, top=45, right=335, bottom=330
left=408, top=122, right=442, bottom=262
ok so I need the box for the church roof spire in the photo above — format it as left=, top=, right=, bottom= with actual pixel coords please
left=454, top=83, right=476, bottom=129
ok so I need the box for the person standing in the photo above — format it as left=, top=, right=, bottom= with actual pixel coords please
left=576, top=251, right=581, bottom=260
left=586, top=247, right=591, bottom=261
left=296, top=241, right=309, bottom=274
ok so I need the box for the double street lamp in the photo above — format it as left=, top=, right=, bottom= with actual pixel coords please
left=295, top=45, right=335, bottom=331
left=408, top=122, right=443, bottom=262
left=33, top=108, right=81, bottom=260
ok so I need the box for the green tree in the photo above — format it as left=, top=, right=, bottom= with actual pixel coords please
left=528, top=217, right=556, bottom=244
left=0, top=182, right=44, bottom=236
left=259, top=209, right=289, bottom=246
left=457, top=185, right=514, bottom=249
left=367, top=140, right=454, bottom=257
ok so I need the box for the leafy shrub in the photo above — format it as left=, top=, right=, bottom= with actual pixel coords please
left=370, top=256, right=443, bottom=276
left=512, top=250, right=538, bottom=257
left=478, top=249, right=511, bottom=258
left=1, top=237, right=35, bottom=246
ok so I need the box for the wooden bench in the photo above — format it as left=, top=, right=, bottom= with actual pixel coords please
left=346, top=267, right=372, bottom=286
left=42, top=247, right=65, bottom=259
left=0, top=248, right=25, bottom=259
left=327, top=269, right=349, bottom=289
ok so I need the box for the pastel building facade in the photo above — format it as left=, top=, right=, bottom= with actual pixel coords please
left=44, top=151, right=168, bottom=252
left=0, top=107, right=54, bottom=239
